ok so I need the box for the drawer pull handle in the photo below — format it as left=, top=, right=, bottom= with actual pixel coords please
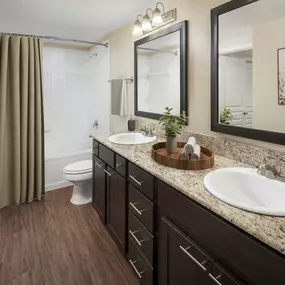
left=180, top=245, right=207, bottom=271
left=95, top=162, right=104, bottom=168
left=129, top=175, right=144, bottom=186
left=129, top=259, right=146, bottom=279
left=129, top=230, right=146, bottom=247
left=209, top=274, right=222, bottom=285
left=104, top=169, right=115, bottom=177
left=116, top=163, right=123, bottom=168
left=129, top=202, right=146, bottom=216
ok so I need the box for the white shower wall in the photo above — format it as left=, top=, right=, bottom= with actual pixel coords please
left=43, top=44, right=110, bottom=191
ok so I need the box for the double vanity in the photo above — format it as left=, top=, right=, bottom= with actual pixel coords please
left=90, top=1, right=285, bottom=283
left=91, top=133, right=285, bottom=285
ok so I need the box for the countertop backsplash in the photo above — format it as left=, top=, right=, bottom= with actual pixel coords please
left=135, top=117, right=285, bottom=171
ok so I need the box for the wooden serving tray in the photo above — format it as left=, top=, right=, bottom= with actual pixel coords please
left=151, top=142, right=214, bottom=170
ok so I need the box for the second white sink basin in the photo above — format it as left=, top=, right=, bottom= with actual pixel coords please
left=204, top=167, right=285, bottom=216
left=108, top=132, right=157, bottom=145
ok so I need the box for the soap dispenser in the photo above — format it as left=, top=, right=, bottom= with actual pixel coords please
left=128, top=116, right=136, bottom=131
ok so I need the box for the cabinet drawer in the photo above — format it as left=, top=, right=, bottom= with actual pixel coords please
left=129, top=184, right=154, bottom=233
left=160, top=218, right=242, bottom=285
left=93, top=140, right=99, bottom=156
left=158, top=180, right=285, bottom=285
left=129, top=211, right=153, bottom=265
left=115, top=154, right=127, bottom=178
left=99, top=144, right=115, bottom=168
left=128, top=237, right=153, bottom=285
left=128, top=162, right=154, bottom=200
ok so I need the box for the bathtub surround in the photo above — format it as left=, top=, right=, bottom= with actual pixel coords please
left=44, top=44, right=110, bottom=191
left=0, top=35, right=45, bottom=208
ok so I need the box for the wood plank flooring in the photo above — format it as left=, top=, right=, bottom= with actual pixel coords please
left=0, top=187, right=139, bottom=285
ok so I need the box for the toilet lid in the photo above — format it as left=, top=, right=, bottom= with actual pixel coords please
left=64, top=160, right=92, bottom=174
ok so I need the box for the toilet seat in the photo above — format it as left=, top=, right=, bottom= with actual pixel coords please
left=63, top=160, right=92, bottom=175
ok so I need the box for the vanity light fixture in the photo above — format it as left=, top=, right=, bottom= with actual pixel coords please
left=142, top=9, right=153, bottom=32
left=132, top=15, right=144, bottom=37
left=132, top=4, right=177, bottom=37
left=152, top=2, right=165, bottom=27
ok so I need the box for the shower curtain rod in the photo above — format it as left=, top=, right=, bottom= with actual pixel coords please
left=0, top=32, right=108, bottom=48
left=138, top=47, right=177, bottom=55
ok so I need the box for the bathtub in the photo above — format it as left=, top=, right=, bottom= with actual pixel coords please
left=45, top=149, right=92, bottom=191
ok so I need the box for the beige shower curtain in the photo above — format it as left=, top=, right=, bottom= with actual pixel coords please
left=0, top=35, right=45, bottom=209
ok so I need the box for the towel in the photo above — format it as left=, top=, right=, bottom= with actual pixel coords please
left=180, top=146, right=190, bottom=160
left=120, top=80, right=129, bottom=116
left=111, top=79, right=123, bottom=115
left=191, top=144, right=201, bottom=160
left=184, top=137, right=196, bottom=154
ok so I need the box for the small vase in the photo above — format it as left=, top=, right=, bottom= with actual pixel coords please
left=166, top=136, right=177, bottom=153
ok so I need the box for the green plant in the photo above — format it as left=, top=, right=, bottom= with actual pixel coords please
left=159, top=107, right=188, bottom=137
left=220, top=107, right=233, bottom=125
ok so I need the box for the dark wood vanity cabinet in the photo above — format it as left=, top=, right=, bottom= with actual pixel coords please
left=157, top=180, right=285, bottom=285
left=106, top=166, right=127, bottom=253
left=92, top=140, right=285, bottom=285
left=159, top=217, right=241, bottom=285
left=93, top=156, right=106, bottom=223
left=93, top=145, right=127, bottom=253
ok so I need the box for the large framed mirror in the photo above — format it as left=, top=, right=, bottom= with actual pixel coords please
left=134, top=21, right=188, bottom=120
left=211, top=0, right=285, bottom=145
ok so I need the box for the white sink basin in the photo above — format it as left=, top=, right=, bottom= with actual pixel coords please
left=204, top=167, right=285, bottom=216
left=108, top=132, right=157, bottom=145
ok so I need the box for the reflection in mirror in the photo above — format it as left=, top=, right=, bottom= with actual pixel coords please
left=218, top=0, right=285, bottom=133
left=135, top=21, right=188, bottom=121
left=137, top=31, right=180, bottom=115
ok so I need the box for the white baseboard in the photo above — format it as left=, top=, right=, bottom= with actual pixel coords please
left=45, top=181, right=73, bottom=192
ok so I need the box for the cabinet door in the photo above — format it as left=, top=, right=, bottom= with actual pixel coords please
left=106, top=167, right=127, bottom=253
left=159, top=218, right=211, bottom=285
left=158, top=218, right=241, bottom=285
left=93, top=156, right=106, bottom=223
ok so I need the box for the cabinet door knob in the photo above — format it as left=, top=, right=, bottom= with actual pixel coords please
left=129, top=175, right=144, bottom=186
left=129, top=230, right=146, bottom=247
left=95, top=162, right=104, bottom=169
left=129, top=202, right=146, bottom=216
left=104, top=169, right=115, bottom=177
left=209, top=274, right=223, bottom=285
left=180, top=245, right=207, bottom=271
left=129, top=259, right=146, bottom=279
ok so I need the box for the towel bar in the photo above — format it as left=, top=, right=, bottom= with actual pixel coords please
left=108, top=77, right=134, bottom=83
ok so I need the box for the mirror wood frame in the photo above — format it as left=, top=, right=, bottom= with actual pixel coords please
left=211, top=0, right=285, bottom=145
left=134, top=21, right=188, bottom=121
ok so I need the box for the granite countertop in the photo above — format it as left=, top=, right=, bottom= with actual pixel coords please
left=91, top=133, right=285, bottom=256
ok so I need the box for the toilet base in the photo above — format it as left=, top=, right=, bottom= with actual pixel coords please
left=70, top=180, right=92, bottom=205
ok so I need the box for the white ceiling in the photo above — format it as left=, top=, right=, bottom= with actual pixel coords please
left=0, top=0, right=158, bottom=43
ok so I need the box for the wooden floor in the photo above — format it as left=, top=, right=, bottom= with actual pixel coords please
left=0, top=187, right=139, bottom=285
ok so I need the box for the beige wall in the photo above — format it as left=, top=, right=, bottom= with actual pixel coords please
left=106, top=0, right=285, bottom=152
left=253, top=17, right=285, bottom=133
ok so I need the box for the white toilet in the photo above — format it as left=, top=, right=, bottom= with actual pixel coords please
left=63, top=160, right=93, bottom=205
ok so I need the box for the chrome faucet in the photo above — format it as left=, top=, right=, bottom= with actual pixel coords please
left=139, top=125, right=155, bottom=137
left=257, top=157, right=284, bottom=179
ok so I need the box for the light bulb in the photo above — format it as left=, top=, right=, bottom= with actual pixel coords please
left=152, top=8, right=163, bottom=27
left=142, top=14, right=152, bottom=32
left=142, top=21, right=152, bottom=32
left=132, top=19, right=143, bottom=37
left=133, top=25, right=143, bottom=37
